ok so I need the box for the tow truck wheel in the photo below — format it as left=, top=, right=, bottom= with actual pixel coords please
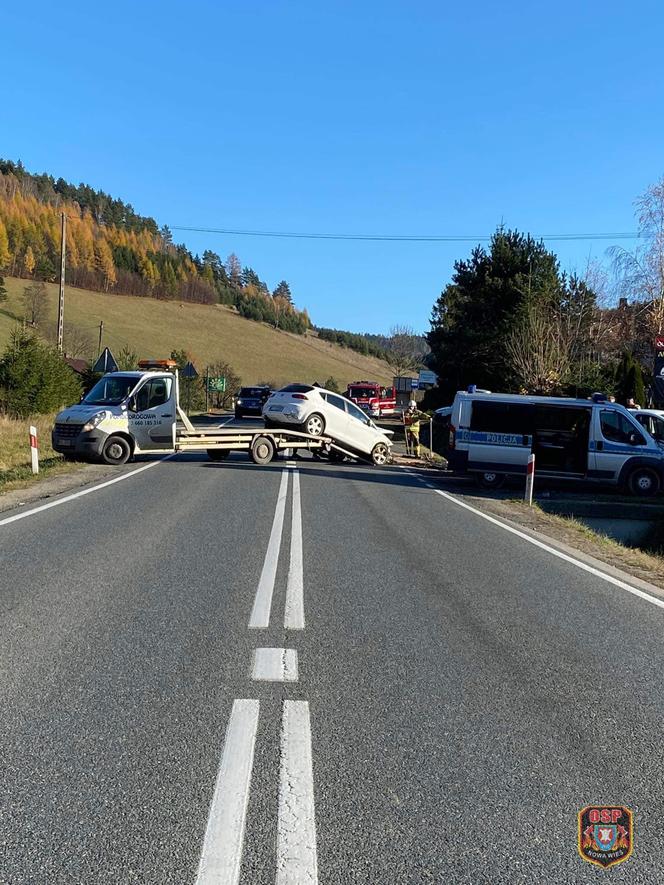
left=371, top=442, right=390, bottom=466
left=207, top=449, right=230, bottom=462
left=251, top=435, right=276, bottom=465
left=101, top=435, right=131, bottom=466
left=304, top=413, right=325, bottom=436
left=627, top=466, right=660, bottom=497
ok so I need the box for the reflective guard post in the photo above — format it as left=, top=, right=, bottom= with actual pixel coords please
left=29, top=425, right=39, bottom=475
left=524, top=452, right=535, bottom=505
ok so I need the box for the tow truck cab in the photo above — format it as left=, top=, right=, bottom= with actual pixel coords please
left=52, top=360, right=179, bottom=464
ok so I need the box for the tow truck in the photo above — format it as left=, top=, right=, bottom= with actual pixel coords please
left=52, top=360, right=342, bottom=466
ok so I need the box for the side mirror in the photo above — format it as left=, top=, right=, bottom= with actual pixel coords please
left=628, top=432, right=639, bottom=445
left=127, top=397, right=137, bottom=412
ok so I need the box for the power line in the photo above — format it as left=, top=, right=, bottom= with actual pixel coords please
left=169, top=225, right=642, bottom=243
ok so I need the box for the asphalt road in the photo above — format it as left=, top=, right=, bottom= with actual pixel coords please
left=1, top=449, right=663, bottom=883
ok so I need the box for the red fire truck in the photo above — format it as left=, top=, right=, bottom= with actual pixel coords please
left=346, top=381, right=397, bottom=417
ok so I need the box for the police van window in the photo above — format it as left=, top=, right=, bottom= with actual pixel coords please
left=653, top=416, right=664, bottom=441
left=600, top=410, right=645, bottom=445
left=470, top=401, right=534, bottom=434
left=135, top=378, right=172, bottom=411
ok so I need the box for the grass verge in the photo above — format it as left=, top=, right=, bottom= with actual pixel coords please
left=0, top=413, right=84, bottom=494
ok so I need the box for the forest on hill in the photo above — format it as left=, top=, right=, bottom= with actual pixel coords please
left=0, top=159, right=310, bottom=334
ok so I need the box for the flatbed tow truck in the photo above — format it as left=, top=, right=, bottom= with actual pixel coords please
left=52, top=359, right=356, bottom=466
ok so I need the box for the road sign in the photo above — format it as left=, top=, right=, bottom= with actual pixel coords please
left=92, top=347, right=118, bottom=374
left=181, top=361, right=198, bottom=379
left=208, top=377, right=226, bottom=392
left=411, top=378, right=419, bottom=389
left=418, top=370, right=438, bottom=385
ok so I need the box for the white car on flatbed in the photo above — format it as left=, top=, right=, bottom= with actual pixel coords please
left=263, top=383, right=393, bottom=465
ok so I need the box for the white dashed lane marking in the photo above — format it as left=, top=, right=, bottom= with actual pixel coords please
left=252, top=648, right=299, bottom=682
left=249, top=469, right=289, bottom=629
left=277, top=700, right=319, bottom=885
left=195, top=700, right=260, bottom=885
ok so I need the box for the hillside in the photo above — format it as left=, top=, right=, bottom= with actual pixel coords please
left=0, top=278, right=393, bottom=388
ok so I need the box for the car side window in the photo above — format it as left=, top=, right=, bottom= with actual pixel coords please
left=346, top=401, right=368, bottom=423
left=600, top=410, right=646, bottom=445
left=326, top=394, right=347, bottom=411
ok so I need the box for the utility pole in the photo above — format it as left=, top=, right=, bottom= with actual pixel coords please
left=56, top=212, right=66, bottom=352
left=205, top=365, right=210, bottom=413
left=98, top=320, right=104, bottom=356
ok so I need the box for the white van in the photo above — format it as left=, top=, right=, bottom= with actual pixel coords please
left=447, top=390, right=664, bottom=496
left=53, top=369, right=179, bottom=464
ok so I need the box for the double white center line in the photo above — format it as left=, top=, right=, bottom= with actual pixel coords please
left=249, top=467, right=305, bottom=631
left=196, top=466, right=318, bottom=885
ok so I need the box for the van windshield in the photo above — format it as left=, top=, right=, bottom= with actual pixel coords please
left=83, top=375, right=139, bottom=405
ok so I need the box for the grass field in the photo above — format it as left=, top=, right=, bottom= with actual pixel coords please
left=0, top=413, right=83, bottom=493
left=0, top=277, right=393, bottom=388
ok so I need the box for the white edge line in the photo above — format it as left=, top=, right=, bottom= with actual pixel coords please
left=195, top=699, right=260, bottom=885
left=0, top=456, right=173, bottom=528
left=285, top=468, right=305, bottom=630
left=249, top=469, right=289, bottom=629
left=405, top=469, right=664, bottom=612
left=277, top=700, right=318, bottom=885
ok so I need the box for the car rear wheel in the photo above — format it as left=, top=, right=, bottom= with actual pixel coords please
left=371, top=442, right=390, bottom=466
left=101, top=435, right=131, bottom=466
left=304, top=413, right=325, bottom=436
left=251, top=435, right=276, bottom=465
left=207, top=449, right=230, bottom=461
left=475, top=471, right=505, bottom=490
left=627, top=466, right=660, bottom=497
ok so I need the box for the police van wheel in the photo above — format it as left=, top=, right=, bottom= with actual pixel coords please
left=627, top=467, right=660, bottom=497
left=207, top=449, right=230, bottom=462
left=101, top=435, right=131, bottom=466
left=476, top=471, right=505, bottom=490
left=251, top=435, right=275, bottom=465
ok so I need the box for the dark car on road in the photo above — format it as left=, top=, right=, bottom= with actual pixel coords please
left=235, top=386, right=272, bottom=419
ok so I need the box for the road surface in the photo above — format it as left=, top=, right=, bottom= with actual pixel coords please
left=1, top=449, right=663, bottom=883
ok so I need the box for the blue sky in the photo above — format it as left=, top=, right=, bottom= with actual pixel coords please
left=2, top=0, right=663, bottom=334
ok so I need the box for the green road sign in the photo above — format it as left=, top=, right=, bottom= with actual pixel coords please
left=208, top=377, right=226, bottom=392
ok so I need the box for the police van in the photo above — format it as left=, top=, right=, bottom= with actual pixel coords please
left=446, top=389, right=664, bottom=496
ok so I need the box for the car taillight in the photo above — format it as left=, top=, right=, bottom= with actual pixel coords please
left=449, top=425, right=456, bottom=449
left=291, top=393, right=308, bottom=400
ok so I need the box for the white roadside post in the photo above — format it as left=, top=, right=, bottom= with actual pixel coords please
left=29, top=425, right=39, bottom=475
left=524, top=452, right=535, bottom=505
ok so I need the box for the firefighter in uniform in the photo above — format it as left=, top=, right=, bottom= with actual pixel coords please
left=405, top=400, right=423, bottom=457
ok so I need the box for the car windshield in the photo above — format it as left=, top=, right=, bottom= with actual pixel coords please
left=83, top=375, right=139, bottom=405
left=240, top=388, right=267, bottom=397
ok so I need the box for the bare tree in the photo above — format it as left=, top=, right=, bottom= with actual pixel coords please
left=611, top=176, right=664, bottom=334
left=225, top=253, right=242, bottom=287
left=22, top=281, right=47, bottom=327
left=63, top=325, right=94, bottom=359
left=386, top=324, right=424, bottom=377
left=505, top=306, right=571, bottom=394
